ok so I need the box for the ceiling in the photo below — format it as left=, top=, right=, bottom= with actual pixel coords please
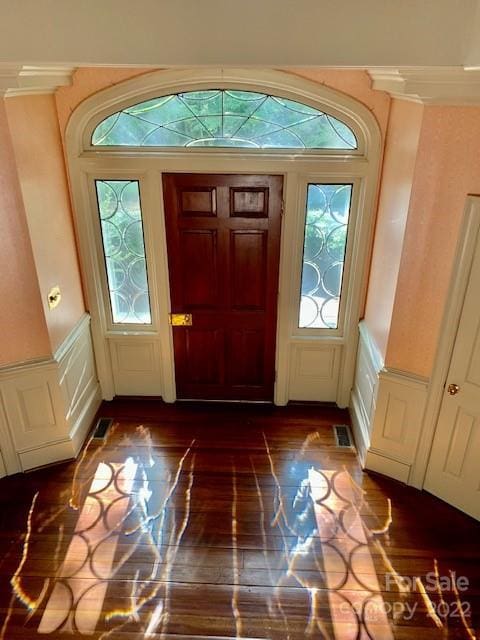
left=1, top=0, right=479, bottom=69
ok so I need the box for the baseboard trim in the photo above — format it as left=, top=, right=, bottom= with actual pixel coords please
left=365, top=449, right=411, bottom=483
left=18, top=438, right=74, bottom=471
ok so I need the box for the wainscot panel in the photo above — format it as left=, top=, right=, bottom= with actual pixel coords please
left=288, top=342, right=342, bottom=402
left=0, top=315, right=101, bottom=473
left=349, top=321, right=383, bottom=465
left=364, top=369, right=428, bottom=484
left=108, top=336, right=162, bottom=396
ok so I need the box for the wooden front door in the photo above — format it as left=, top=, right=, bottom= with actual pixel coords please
left=163, top=173, right=283, bottom=401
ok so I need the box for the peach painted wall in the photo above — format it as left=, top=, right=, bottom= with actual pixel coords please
left=5, top=94, right=85, bottom=353
left=364, top=99, right=424, bottom=360
left=0, top=100, right=50, bottom=365
left=56, top=67, right=154, bottom=141
left=387, top=105, right=480, bottom=378
left=55, top=67, right=390, bottom=141
left=287, top=68, right=390, bottom=139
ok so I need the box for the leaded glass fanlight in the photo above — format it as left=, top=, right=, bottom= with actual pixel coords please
left=91, top=90, right=357, bottom=150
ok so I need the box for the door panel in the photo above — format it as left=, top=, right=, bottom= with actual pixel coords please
left=182, top=329, right=223, bottom=385
left=227, top=329, right=265, bottom=386
left=180, top=230, right=218, bottom=308
left=424, top=228, right=480, bottom=520
left=180, top=187, right=217, bottom=216
left=163, top=173, right=283, bottom=400
left=230, top=231, right=267, bottom=310
left=230, top=187, right=269, bottom=217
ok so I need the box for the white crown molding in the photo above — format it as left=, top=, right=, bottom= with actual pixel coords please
left=368, top=66, right=480, bottom=105
left=0, top=64, right=75, bottom=97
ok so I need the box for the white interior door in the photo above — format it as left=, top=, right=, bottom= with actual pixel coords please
left=424, top=223, right=480, bottom=520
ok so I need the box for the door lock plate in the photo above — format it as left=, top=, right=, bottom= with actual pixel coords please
left=169, top=313, right=193, bottom=326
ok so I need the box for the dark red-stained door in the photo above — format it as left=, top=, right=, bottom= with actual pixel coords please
left=163, top=173, right=283, bottom=401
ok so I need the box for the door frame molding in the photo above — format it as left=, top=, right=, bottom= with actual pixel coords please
left=65, top=68, right=382, bottom=405
left=410, top=195, right=480, bottom=488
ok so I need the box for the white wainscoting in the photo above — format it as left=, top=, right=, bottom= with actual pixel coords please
left=350, top=321, right=383, bottom=465
left=366, top=369, right=428, bottom=483
left=0, top=389, right=20, bottom=475
left=288, top=341, right=342, bottom=402
left=57, top=315, right=101, bottom=458
left=108, top=335, right=163, bottom=396
left=0, top=314, right=101, bottom=473
left=350, top=321, right=429, bottom=483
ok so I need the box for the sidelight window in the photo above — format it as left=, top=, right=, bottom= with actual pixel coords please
left=95, top=180, right=152, bottom=324
left=91, top=90, right=357, bottom=150
left=299, top=184, right=353, bottom=329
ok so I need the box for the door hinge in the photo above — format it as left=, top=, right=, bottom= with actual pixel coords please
left=281, top=200, right=285, bottom=216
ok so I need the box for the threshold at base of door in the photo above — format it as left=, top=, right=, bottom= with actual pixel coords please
left=176, top=398, right=273, bottom=404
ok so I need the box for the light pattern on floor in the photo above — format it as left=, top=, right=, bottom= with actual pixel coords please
left=1, top=423, right=475, bottom=639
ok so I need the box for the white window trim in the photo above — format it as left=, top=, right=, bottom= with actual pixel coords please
left=66, top=68, right=381, bottom=406
left=293, top=177, right=360, bottom=337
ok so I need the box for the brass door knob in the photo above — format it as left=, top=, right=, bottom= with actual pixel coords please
left=447, top=383, right=460, bottom=396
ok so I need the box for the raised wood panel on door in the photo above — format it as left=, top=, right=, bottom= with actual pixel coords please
left=425, top=228, right=480, bottom=520
left=230, top=231, right=267, bottom=309
left=163, top=174, right=283, bottom=400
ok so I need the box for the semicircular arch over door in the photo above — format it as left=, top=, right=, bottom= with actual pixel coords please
left=66, top=68, right=381, bottom=405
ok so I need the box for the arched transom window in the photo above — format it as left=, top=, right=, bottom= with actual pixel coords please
left=91, top=89, right=358, bottom=150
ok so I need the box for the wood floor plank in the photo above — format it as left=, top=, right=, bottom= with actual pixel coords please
left=0, top=398, right=478, bottom=638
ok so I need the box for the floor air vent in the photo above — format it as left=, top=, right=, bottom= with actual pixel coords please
left=333, top=424, right=353, bottom=447
left=93, top=417, right=113, bottom=440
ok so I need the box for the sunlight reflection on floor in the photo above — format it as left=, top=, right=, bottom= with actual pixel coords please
left=1, top=423, right=474, bottom=639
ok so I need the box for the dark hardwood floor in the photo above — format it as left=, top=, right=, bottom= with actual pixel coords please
left=0, top=399, right=478, bottom=639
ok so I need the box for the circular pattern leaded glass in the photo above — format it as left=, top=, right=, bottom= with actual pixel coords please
left=95, top=180, right=152, bottom=324
left=299, top=184, right=353, bottom=329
